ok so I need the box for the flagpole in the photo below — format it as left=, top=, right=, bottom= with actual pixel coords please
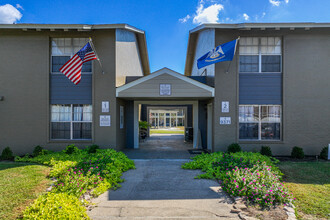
left=225, top=36, right=240, bottom=74
left=89, top=37, right=105, bottom=74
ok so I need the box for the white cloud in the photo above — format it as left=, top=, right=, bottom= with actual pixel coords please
left=0, top=4, right=22, bottom=24
left=243, top=13, right=249, bottom=21
left=16, top=4, right=24, bottom=10
left=193, top=2, right=224, bottom=24
left=262, top=12, right=266, bottom=17
left=179, top=14, right=191, bottom=23
left=284, top=0, right=289, bottom=3
left=269, top=0, right=281, bottom=6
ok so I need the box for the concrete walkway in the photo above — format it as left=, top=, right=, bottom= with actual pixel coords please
left=123, top=134, right=193, bottom=159
left=88, top=160, right=238, bottom=220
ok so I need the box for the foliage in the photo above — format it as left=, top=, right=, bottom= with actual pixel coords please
left=1, top=147, right=14, bottom=160
left=0, top=163, right=50, bottom=220
left=87, top=144, right=100, bottom=154
left=291, top=146, right=305, bottom=159
left=182, top=151, right=290, bottom=207
left=23, top=193, right=89, bottom=220
left=139, top=121, right=150, bottom=130
left=15, top=147, right=135, bottom=218
left=319, top=146, right=328, bottom=160
left=278, top=162, right=330, bottom=219
left=227, top=143, right=241, bottom=153
left=260, top=146, right=272, bottom=157
left=64, top=144, right=79, bottom=155
left=220, top=162, right=293, bottom=207
left=32, top=146, right=50, bottom=157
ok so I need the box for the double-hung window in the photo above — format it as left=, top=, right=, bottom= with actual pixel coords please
left=239, top=37, right=281, bottom=73
left=239, top=105, right=281, bottom=140
left=51, top=38, right=92, bottom=73
left=51, top=104, right=92, bottom=140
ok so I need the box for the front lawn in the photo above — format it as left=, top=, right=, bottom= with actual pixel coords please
left=0, top=162, right=50, bottom=220
left=150, top=129, right=184, bottom=134
left=278, top=161, right=330, bottom=220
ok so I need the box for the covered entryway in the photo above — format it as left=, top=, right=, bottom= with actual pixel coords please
left=116, top=68, right=214, bottom=151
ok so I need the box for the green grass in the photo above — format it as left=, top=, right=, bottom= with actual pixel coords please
left=0, top=162, right=50, bottom=220
left=150, top=130, right=184, bottom=134
left=278, top=161, right=330, bottom=220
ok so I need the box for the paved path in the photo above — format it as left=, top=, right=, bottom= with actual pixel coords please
left=123, top=134, right=193, bottom=159
left=88, top=160, right=238, bottom=220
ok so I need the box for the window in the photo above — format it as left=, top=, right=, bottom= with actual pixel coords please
left=51, top=104, right=92, bottom=140
left=51, top=38, right=92, bottom=73
left=239, top=37, right=281, bottom=73
left=239, top=105, right=281, bottom=140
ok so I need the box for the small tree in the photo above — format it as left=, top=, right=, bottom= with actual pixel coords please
left=291, top=146, right=304, bottom=159
left=227, top=143, right=241, bottom=153
left=260, top=146, right=272, bottom=157
left=319, top=146, right=328, bottom=160
left=1, top=147, right=14, bottom=160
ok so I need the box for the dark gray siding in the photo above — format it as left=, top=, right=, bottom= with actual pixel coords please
left=125, top=101, right=134, bottom=149
left=239, top=73, right=282, bottom=104
left=198, top=101, right=208, bottom=149
left=50, top=74, right=92, bottom=104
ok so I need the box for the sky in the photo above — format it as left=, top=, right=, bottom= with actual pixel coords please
left=0, top=0, right=329, bottom=73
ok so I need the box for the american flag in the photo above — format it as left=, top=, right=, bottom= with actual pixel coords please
left=59, top=42, right=97, bottom=85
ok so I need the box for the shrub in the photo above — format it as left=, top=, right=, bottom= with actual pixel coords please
left=23, top=193, right=89, bottom=220
left=139, top=121, right=150, bottom=130
left=1, top=147, right=14, bottom=160
left=220, top=162, right=293, bottom=207
left=291, top=146, right=304, bottom=159
left=64, top=144, right=79, bottom=155
left=227, top=143, right=241, bottom=153
left=260, top=146, right=272, bottom=157
left=17, top=148, right=135, bottom=219
left=182, top=152, right=290, bottom=207
left=87, top=144, right=100, bottom=154
left=319, top=146, right=328, bottom=160
left=33, top=146, right=43, bottom=157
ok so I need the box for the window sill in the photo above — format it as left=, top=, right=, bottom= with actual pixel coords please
left=48, top=139, right=92, bottom=144
left=238, top=140, right=283, bottom=144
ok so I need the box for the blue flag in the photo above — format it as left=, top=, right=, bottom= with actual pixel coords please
left=197, top=39, right=238, bottom=69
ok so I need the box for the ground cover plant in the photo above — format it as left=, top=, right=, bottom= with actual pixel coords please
left=0, top=162, right=50, bottom=220
left=278, top=161, right=330, bottom=220
left=15, top=145, right=135, bottom=219
left=182, top=151, right=294, bottom=208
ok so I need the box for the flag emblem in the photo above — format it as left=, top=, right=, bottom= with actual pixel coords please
left=59, top=42, right=97, bottom=85
left=197, top=39, right=238, bottom=69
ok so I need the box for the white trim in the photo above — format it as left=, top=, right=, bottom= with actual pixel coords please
left=116, top=67, right=214, bottom=97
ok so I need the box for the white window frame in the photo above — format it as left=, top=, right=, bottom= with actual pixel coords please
left=50, top=38, right=93, bottom=74
left=239, top=37, right=282, bottom=74
left=239, top=104, right=282, bottom=141
left=50, top=104, right=93, bottom=140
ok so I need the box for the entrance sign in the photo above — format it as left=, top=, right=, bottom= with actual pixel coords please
left=102, top=101, right=109, bottom=112
left=100, top=115, right=111, bottom=126
left=222, top=101, right=229, bottom=113
left=120, top=106, right=124, bottom=129
left=220, top=117, right=231, bottom=125
left=160, top=84, right=171, bottom=96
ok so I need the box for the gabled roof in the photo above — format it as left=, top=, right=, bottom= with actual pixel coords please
left=116, top=67, right=214, bottom=97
